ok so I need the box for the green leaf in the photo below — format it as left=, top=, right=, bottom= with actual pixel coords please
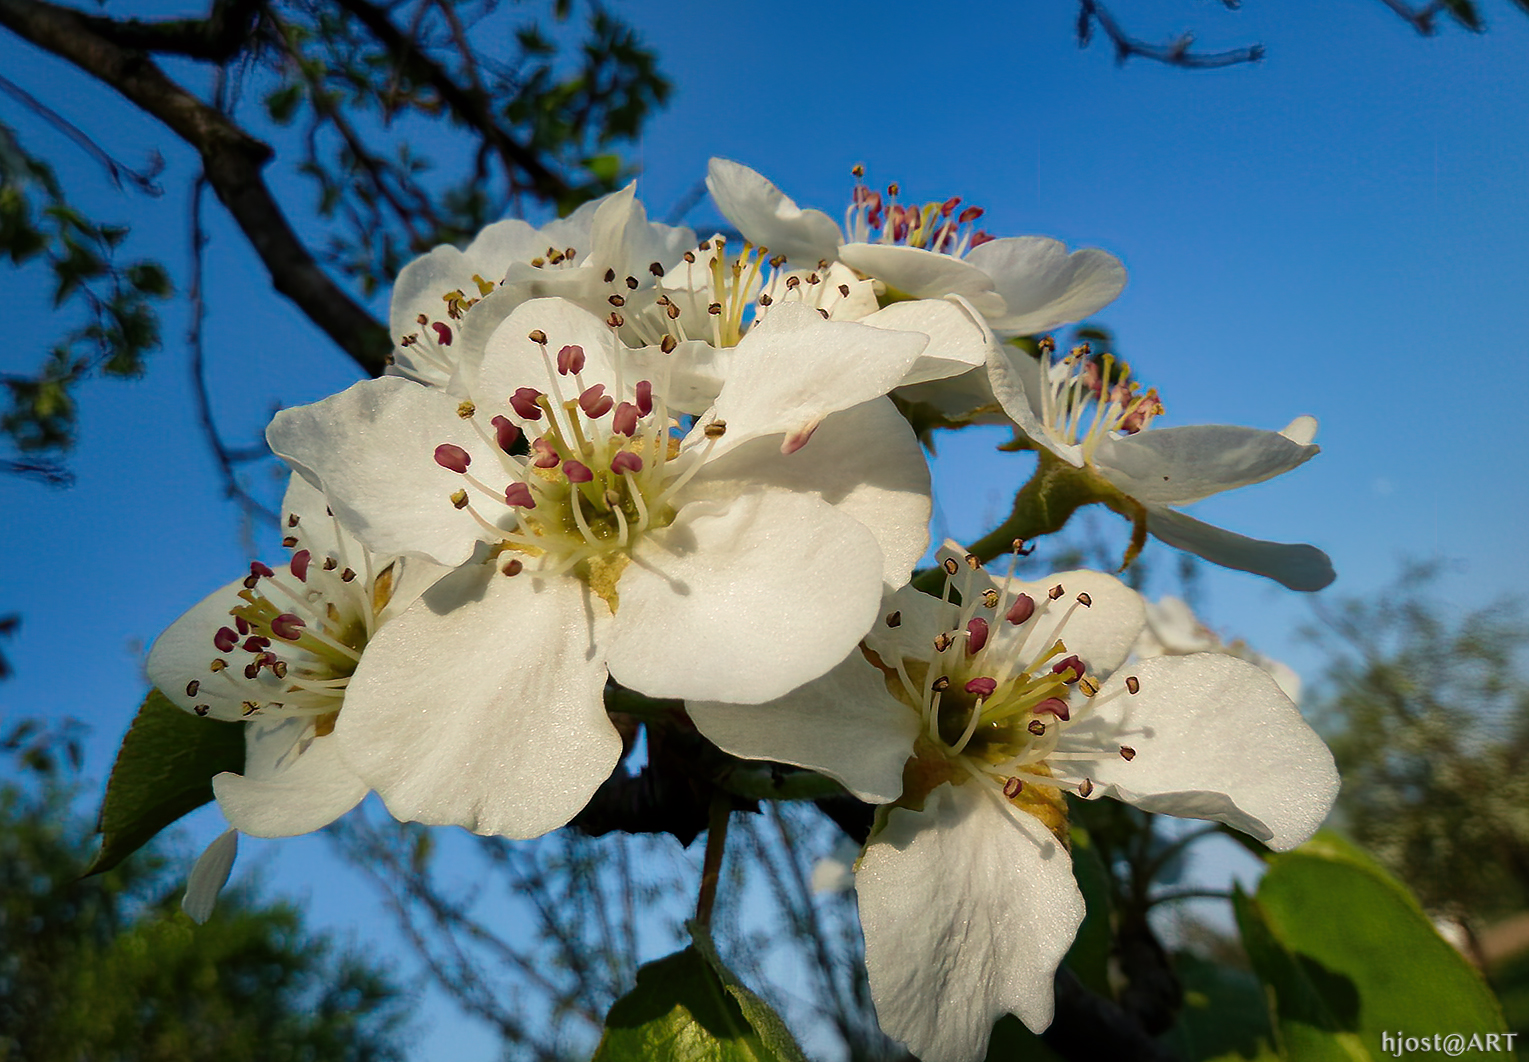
left=584, top=153, right=623, bottom=184
left=1063, top=827, right=1113, bottom=997
left=688, top=922, right=809, bottom=1062
left=983, top=1014, right=1066, bottom=1061
left=592, top=928, right=807, bottom=1062
left=1163, top=952, right=1277, bottom=1062
left=265, top=83, right=304, bottom=125
left=125, top=261, right=172, bottom=298
left=1237, top=832, right=1508, bottom=1061
left=86, top=690, right=245, bottom=876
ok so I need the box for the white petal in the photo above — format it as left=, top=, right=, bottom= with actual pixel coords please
left=838, top=243, right=1005, bottom=318
left=586, top=181, right=697, bottom=278
left=683, top=399, right=931, bottom=587
left=182, top=829, right=238, bottom=924
left=688, top=647, right=920, bottom=804
left=625, top=338, right=733, bottom=415
left=862, top=296, right=996, bottom=387
left=337, top=565, right=621, bottom=839
left=606, top=490, right=885, bottom=704
left=963, top=237, right=1126, bottom=334
left=858, top=783, right=1084, bottom=1057
left=1057, top=654, right=1339, bottom=850
left=707, top=303, right=928, bottom=453
left=472, top=297, right=623, bottom=409
left=1096, top=424, right=1319, bottom=505
left=983, top=564, right=1147, bottom=682
left=148, top=578, right=265, bottom=721
left=1280, top=415, right=1319, bottom=446
left=983, top=343, right=1081, bottom=466
left=1145, top=506, right=1336, bottom=591
left=267, top=377, right=501, bottom=566
left=706, top=158, right=842, bottom=266
left=213, top=724, right=367, bottom=838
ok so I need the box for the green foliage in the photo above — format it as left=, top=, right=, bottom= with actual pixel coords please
left=267, top=0, right=670, bottom=295
left=86, top=689, right=246, bottom=876
left=0, top=123, right=170, bottom=471
left=1235, top=832, right=1506, bottom=1060
left=593, top=923, right=809, bottom=1062
left=1309, top=563, right=1529, bottom=922
left=0, top=727, right=411, bottom=1062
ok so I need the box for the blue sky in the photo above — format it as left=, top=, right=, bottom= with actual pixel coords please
left=3, top=1, right=1527, bottom=1057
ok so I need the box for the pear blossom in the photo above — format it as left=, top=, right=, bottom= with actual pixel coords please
left=706, top=158, right=1127, bottom=337
left=1133, top=595, right=1302, bottom=703
left=987, top=338, right=1336, bottom=590
left=389, top=183, right=696, bottom=388
left=689, top=545, right=1338, bottom=1062
left=265, top=295, right=935, bottom=839
left=148, top=475, right=443, bottom=841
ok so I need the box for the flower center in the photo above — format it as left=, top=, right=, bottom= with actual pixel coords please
left=194, top=513, right=397, bottom=725
left=842, top=164, right=993, bottom=255
left=876, top=551, right=1142, bottom=820
left=602, top=237, right=866, bottom=352
left=434, top=330, right=725, bottom=598
left=390, top=275, right=498, bottom=382
left=1035, top=339, right=1164, bottom=463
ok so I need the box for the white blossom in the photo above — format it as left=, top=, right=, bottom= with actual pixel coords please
left=265, top=296, right=935, bottom=839
left=689, top=545, right=1338, bottom=1061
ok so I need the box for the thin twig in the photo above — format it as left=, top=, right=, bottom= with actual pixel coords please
left=0, top=73, right=162, bottom=194
left=1075, top=0, right=1265, bottom=68
left=188, top=161, right=277, bottom=524
left=694, top=791, right=731, bottom=930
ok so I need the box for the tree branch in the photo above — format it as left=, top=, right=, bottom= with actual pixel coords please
left=327, top=0, right=571, bottom=204
left=67, top=0, right=264, bottom=60
left=1075, top=0, right=1265, bottom=68
left=0, top=0, right=392, bottom=374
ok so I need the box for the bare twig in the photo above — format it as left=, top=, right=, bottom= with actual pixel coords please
left=328, top=0, right=571, bottom=203
left=1075, top=0, right=1265, bottom=68
left=188, top=166, right=278, bottom=524
left=1376, top=0, right=1451, bottom=34
left=0, top=73, right=162, bottom=193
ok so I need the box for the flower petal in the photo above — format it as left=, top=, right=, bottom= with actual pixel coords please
left=606, top=490, right=885, bottom=704
left=983, top=343, right=1081, bottom=466
left=963, top=237, right=1126, bottom=335
left=1056, top=654, right=1338, bottom=850
left=681, top=399, right=931, bottom=587
left=585, top=181, right=697, bottom=280
left=706, top=158, right=842, bottom=266
left=183, top=829, right=239, bottom=925
left=1097, top=424, right=1320, bottom=505
left=706, top=303, right=928, bottom=453
left=858, top=783, right=1084, bottom=1056
left=688, top=647, right=920, bottom=803
left=148, top=578, right=265, bottom=721
left=976, top=560, right=1146, bottom=682
left=267, top=377, right=501, bottom=566
left=862, top=296, right=995, bottom=387
left=838, top=242, right=1005, bottom=318
left=213, top=722, right=367, bottom=837
left=1145, top=506, right=1336, bottom=591
left=472, top=297, right=622, bottom=409
left=336, top=564, right=620, bottom=839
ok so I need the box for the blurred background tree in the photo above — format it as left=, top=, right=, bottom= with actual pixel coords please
left=0, top=717, right=414, bottom=1061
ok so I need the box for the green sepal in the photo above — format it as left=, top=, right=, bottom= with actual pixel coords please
left=85, top=690, right=245, bottom=876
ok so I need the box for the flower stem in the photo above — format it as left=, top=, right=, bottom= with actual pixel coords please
left=694, top=791, right=731, bottom=931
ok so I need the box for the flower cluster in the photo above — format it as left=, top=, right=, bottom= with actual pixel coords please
left=149, top=162, right=1340, bottom=1059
